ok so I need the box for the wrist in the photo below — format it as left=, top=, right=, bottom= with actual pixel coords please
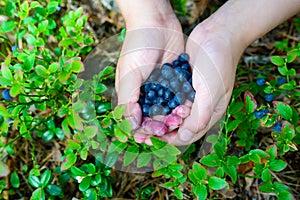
left=116, top=0, right=178, bottom=29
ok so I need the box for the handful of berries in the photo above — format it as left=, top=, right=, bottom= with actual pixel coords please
left=136, top=53, right=196, bottom=139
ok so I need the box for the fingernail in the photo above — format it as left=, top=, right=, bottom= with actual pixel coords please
left=126, top=116, right=139, bottom=130
left=179, top=129, right=195, bottom=142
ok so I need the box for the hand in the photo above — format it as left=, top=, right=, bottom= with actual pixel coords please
left=115, top=5, right=184, bottom=131
left=160, top=21, right=243, bottom=146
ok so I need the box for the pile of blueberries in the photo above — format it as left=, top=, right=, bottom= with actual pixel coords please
left=138, top=53, right=195, bottom=117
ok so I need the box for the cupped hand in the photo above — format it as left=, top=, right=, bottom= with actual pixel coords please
left=115, top=15, right=184, bottom=131
left=161, top=21, right=244, bottom=146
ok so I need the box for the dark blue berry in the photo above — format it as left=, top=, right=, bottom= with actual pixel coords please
left=187, top=91, right=195, bottom=102
left=265, top=94, right=274, bottom=102
left=178, top=52, right=189, bottom=63
left=277, top=77, right=286, bottom=85
left=160, top=79, right=170, bottom=88
left=57, top=6, right=62, bottom=12
left=138, top=96, right=145, bottom=105
left=254, top=109, right=268, bottom=119
left=142, top=83, right=151, bottom=93
left=168, top=98, right=179, bottom=109
left=157, top=87, right=164, bottom=97
left=149, top=83, right=159, bottom=91
left=11, top=46, right=18, bottom=51
left=169, top=77, right=181, bottom=92
left=153, top=97, right=165, bottom=105
left=173, top=59, right=181, bottom=67
left=144, top=97, right=153, bottom=105
left=164, top=88, right=174, bottom=100
left=146, top=90, right=156, bottom=100
left=2, top=89, right=12, bottom=100
left=162, top=63, right=172, bottom=68
left=273, top=122, right=282, bottom=132
left=163, top=106, right=171, bottom=115
left=181, top=63, right=191, bottom=71
left=182, top=81, right=193, bottom=93
left=175, top=92, right=186, bottom=104
left=142, top=104, right=150, bottom=116
left=188, top=76, right=192, bottom=84
left=149, top=104, right=165, bottom=116
left=256, top=78, right=265, bottom=86
left=161, top=65, right=174, bottom=80
left=174, top=67, right=190, bottom=81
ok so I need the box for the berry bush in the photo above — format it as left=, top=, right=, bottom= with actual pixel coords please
left=0, top=0, right=299, bottom=199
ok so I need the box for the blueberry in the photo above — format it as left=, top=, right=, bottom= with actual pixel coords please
left=146, top=90, right=156, bottom=100
left=175, top=92, right=186, bottom=104
left=254, top=109, right=268, bottom=119
left=153, top=97, right=165, bottom=105
left=163, top=106, right=171, bottom=115
left=56, top=6, right=62, bottom=12
left=142, top=104, right=150, bottom=116
left=178, top=52, right=189, bottom=63
left=168, top=98, right=179, bottom=109
left=150, top=83, right=159, bottom=91
left=2, top=89, right=12, bottom=100
left=162, top=62, right=172, bottom=68
left=149, top=104, right=166, bottom=116
left=147, top=68, right=161, bottom=82
left=173, top=59, right=181, bottom=68
left=273, top=122, right=282, bottom=132
left=142, top=83, right=151, bottom=93
left=187, top=91, right=195, bottom=102
left=157, top=87, right=164, bottom=97
left=164, top=88, right=174, bottom=100
left=138, top=96, right=145, bottom=105
left=182, top=81, right=193, bottom=93
left=11, top=46, right=18, bottom=51
left=265, top=94, right=274, bottom=102
left=169, top=77, right=181, bottom=92
left=160, top=79, right=170, bottom=88
left=181, top=63, right=191, bottom=71
left=161, top=65, right=174, bottom=79
left=174, top=67, right=190, bottom=80
left=277, top=77, right=286, bottom=85
left=256, top=78, right=265, bottom=86
left=144, top=97, right=153, bottom=105
left=188, top=76, right=192, bottom=84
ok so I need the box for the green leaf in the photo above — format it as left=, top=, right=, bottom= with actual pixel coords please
left=214, top=143, right=225, bottom=158
left=118, top=120, right=131, bottom=134
left=200, top=154, right=219, bottom=167
left=137, top=152, right=152, bottom=168
left=1, top=20, right=16, bottom=32
left=278, top=65, right=288, bottom=76
left=223, top=165, right=237, bottom=183
left=227, top=119, right=241, bottom=132
left=113, top=105, right=126, bottom=120
left=10, top=171, right=20, bottom=188
left=35, top=65, right=48, bottom=77
left=49, top=63, right=59, bottom=73
left=1, top=64, right=13, bottom=81
left=286, top=51, right=297, bottom=63
left=28, top=175, right=41, bottom=188
left=244, top=91, right=257, bottom=114
left=79, top=176, right=91, bottom=191
left=124, top=145, right=139, bottom=167
left=30, top=188, right=45, bottom=200
left=208, top=176, right=228, bottom=190
left=10, top=84, right=21, bottom=97
left=278, top=190, right=294, bottom=200
left=226, top=156, right=240, bottom=165
left=45, top=184, right=62, bottom=196
left=104, top=152, right=119, bottom=167
left=84, top=163, right=96, bottom=174
left=80, top=148, right=88, bottom=160
left=259, top=182, right=274, bottom=193
left=42, top=130, right=54, bottom=142
left=61, top=153, right=77, bottom=171
left=84, top=126, right=98, bottom=138
left=107, top=140, right=127, bottom=154
left=91, top=174, right=102, bottom=186
left=23, top=54, right=35, bottom=71
left=192, top=184, right=207, bottom=200
left=266, top=146, right=277, bottom=160
left=273, top=102, right=293, bottom=121
left=269, top=160, right=287, bottom=172
left=70, top=166, right=86, bottom=176
left=26, top=34, right=36, bottom=46
left=192, top=162, right=207, bottom=180
left=174, top=187, right=183, bottom=199
left=58, top=71, right=71, bottom=83
left=5, top=2, right=16, bottom=17
left=270, top=56, right=284, bottom=66
left=279, top=83, right=294, bottom=90
left=40, top=170, right=51, bottom=187
left=71, top=61, right=84, bottom=73
left=47, top=1, right=58, bottom=14
left=228, top=102, right=244, bottom=115
left=95, top=83, right=107, bottom=93
left=150, top=137, right=168, bottom=149
left=261, top=168, right=271, bottom=182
